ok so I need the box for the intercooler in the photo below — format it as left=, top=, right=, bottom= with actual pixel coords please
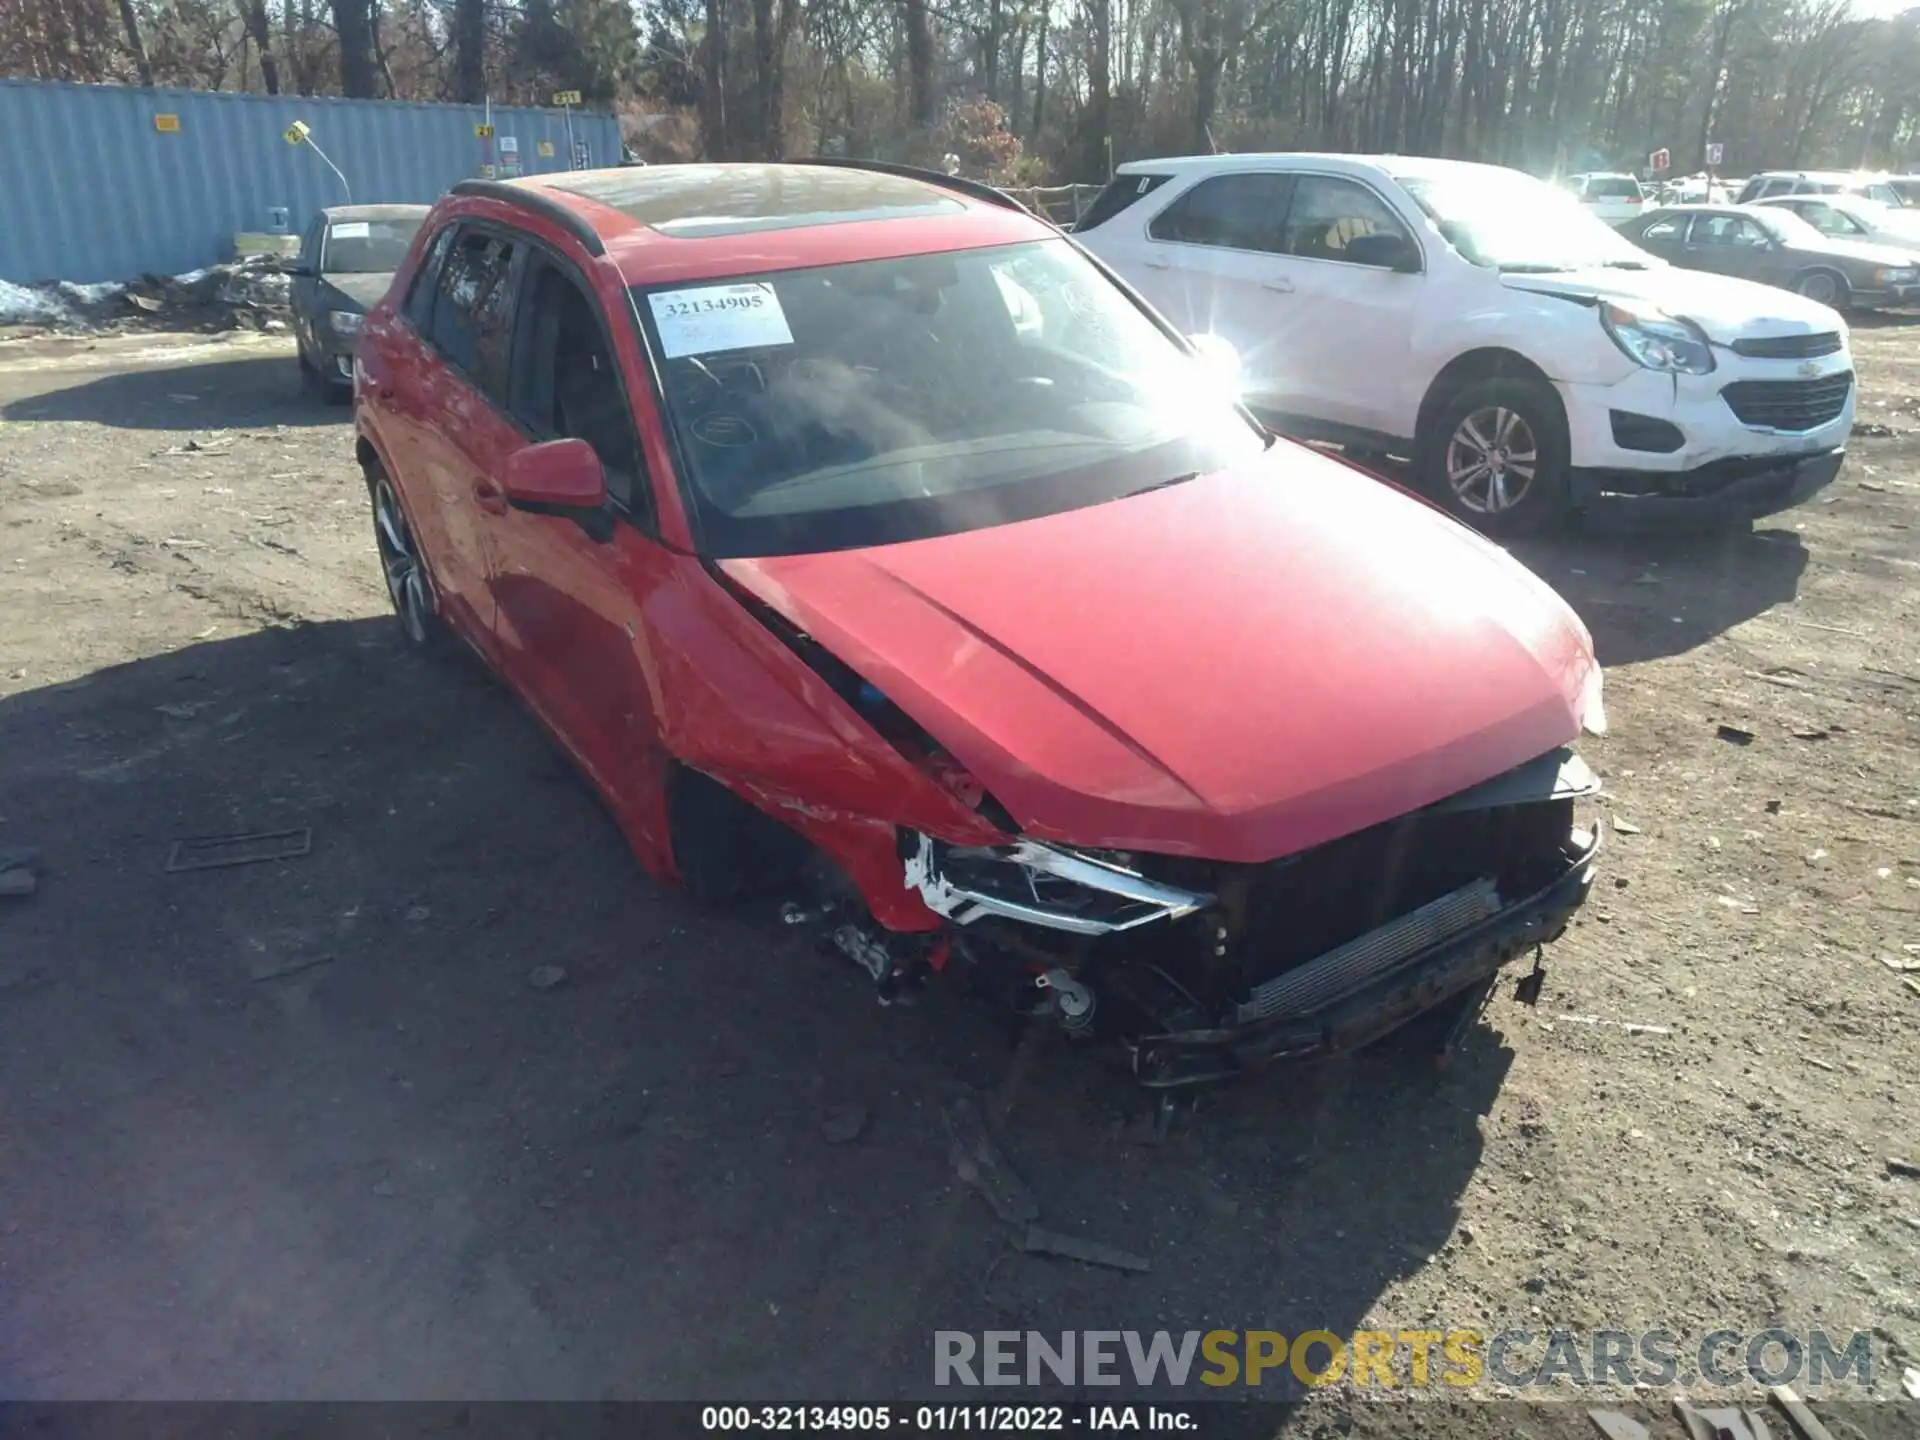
left=1234, top=876, right=1504, bottom=1024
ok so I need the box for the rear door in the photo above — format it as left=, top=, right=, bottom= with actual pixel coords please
left=1258, top=173, right=1422, bottom=436
left=484, top=248, right=676, bottom=822
left=1106, top=172, right=1296, bottom=409
left=401, top=224, right=526, bottom=638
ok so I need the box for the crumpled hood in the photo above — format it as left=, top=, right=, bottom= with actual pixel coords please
left=722, top=448, right=1597, bottom=863
left=1503, top=264, right=1841, bottom=341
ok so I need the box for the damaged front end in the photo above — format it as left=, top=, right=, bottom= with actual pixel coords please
left=902, top=747, right=1603, bottom=1087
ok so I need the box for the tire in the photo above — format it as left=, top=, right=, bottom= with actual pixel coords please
left=366, top=466, right=450, bottom=652
left=1793, top=269, right=1849, bottom=309
left=296, top=343, right=323, bottom=397
left=1420, top=376, right=1570, bottom=535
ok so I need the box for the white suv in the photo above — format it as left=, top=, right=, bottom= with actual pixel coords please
left=1075, top=154, right=1854, bottom=531
left=1565, top=172, right=1650, bottom=226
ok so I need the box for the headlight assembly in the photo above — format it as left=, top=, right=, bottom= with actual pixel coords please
left=904, top=833, right=1211, bottom=935
left=1600, top=302, right=1715, bottom=375
left=327, top=309, right=365, bottom=337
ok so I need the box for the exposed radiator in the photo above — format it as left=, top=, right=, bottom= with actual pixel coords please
left=1236, top=877, right=1504, bottom=1024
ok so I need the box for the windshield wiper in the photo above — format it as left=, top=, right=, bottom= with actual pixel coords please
left=1603, top=259, right=1654, bottom=269
left=1123, top=471, right=1200, bottom=498
left=1497, top=262, right=1575, bottom=273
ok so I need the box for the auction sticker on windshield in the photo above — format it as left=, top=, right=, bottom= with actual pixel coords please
left=648, top=283, right=793, bottom=358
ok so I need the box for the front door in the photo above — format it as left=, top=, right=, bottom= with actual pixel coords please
left=1258, top=173, right=1421, bottom=437
left=484, top=249, right=676, bottom=832
left=1684, top=213, right=1775, bottom=282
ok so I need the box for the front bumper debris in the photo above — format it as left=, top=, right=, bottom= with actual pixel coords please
left=1574, top=446, right=1843, bottom=530
left=1124, top=830, right=1600, bottom=1087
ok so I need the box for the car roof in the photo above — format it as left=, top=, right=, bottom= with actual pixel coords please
left=321, top=203, right=430, bottom=223
left=488, top=162, right=1050, bottom=285
left=1110, top=152, right=1535, bottom=188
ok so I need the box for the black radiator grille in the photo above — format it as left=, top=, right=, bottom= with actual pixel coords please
left=1721, top=371, right=1853, bottom=430
left=1730, top=332, right=1843, bottom=360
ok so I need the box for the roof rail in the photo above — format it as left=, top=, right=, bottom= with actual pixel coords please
left=450, top=178, right=607, bottom=257
left=789, top=157, right=1035, bottom=217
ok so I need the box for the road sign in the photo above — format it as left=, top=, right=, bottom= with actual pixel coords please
left=552, top=89, right=582, bottom=107
left=1649, top=147, right=1671, bottom=172
left=1705, top=142, right=1724, bottom=166
left=284, top=120, right=311, bottom=146
left=474, top=123, right=495, bottom=139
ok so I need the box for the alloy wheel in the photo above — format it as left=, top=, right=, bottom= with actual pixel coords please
left=1797, top=273, right=1839, bottom=305
left=1445, top=406, right=1539, bottom=516
left=372, top=479, right=432, bottom=644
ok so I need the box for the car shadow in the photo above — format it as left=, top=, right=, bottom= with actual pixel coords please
left=1339, top=451, right=1810, bottom=666
left=0, top=354, right=341, bottom=432
left=1509, top=526, right=1808, bottom=666
left=0, top=617, right=1497, bottom=1400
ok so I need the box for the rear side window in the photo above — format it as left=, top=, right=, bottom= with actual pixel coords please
left=1280, top=175, right=1412, bottom=262
left=427, top=228, right=520, bottom=402
left=1639, top=215, right=1686, bottom=242
left=1148, top=173, right=1294, bottom=252
left=1073, top=173, right=1172, bottom=232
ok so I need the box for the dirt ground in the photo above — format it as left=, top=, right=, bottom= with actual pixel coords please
left=1, top=322, right=1918, bottom=1432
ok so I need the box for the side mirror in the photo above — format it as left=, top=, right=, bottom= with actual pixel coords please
left=1346, top=232, right=1420, bottom=272
left=503, top=438, right=611, bottom=539
left=289, top=262, right=315, bottom=277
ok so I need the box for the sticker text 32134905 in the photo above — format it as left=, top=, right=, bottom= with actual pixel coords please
left=648, top=282, right=794, bottom=358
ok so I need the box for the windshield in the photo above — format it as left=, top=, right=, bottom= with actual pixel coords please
left=635, top=239, right=1266, bottom=558
left=323, top=218, right=423, bottom=274
left=1396, top=171, right=1656, bottom=271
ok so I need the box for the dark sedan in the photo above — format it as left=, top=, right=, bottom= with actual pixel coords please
left=1618, top=203, right=1920, bottom=311
left=291, top=204, right=429, bottom=402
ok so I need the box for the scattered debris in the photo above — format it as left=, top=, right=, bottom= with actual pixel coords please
left=1886, top=1157, right=1920, bottom=1180
left=1588, top=1411, right=1651, bottom=1440
left=1716, top=724, right=1756, bottom=745
left=250, top=953, right=334, bottom=983
left=1805, top=849, right=1828, bottom=865
left=1879, top=955, right=1920, bottom=973
left=1790, top=728, right=1830, bottom=741
left=0, top=259, right=292, bottom=334
left=1611, top=817, right=1643, bottom=835
left=1804, top=1056, right=1835, bottom=1073
left=821, top=1103, right=868, bottom=1145
left=1018, top=1225, right=1151, bottom=1274
left=1715, top=895, right=1760, bottom=914
left=1905, top=1367, right=1920, bottom=1400
left=165, top=827, right=312, bottom=872
left=1559, top=1015, right=1669, bottom=1036
left=1748, top=671, right=1805, bottom=690
left=526, top=964, right=568, bottom=992
left=1623, top=1023, right=1671, bottom=1037
left=1766, top=799, right=1783, bottom=814
left=1856, top=421, right=1899, bottom=438
left=1904, top=978, right=1920, bottom=1000
left=945, top=1096, right=1040, bottom=1225
left=1767, top=1385, right=1835, bottom=1440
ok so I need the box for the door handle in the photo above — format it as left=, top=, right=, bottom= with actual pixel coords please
left=473, top=478, right=509, bottom=515
left=1141, top=255, right=1171, bottom=269
left=1261, top=277, right=1295, bottom=293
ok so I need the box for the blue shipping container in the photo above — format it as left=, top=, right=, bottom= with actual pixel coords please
left=0, top=79, right=623, bottom=283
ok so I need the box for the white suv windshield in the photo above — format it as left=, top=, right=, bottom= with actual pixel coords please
left=637, top=238, right=1265, bottom=558
left=1396, top=171, right=1658, bottom=272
